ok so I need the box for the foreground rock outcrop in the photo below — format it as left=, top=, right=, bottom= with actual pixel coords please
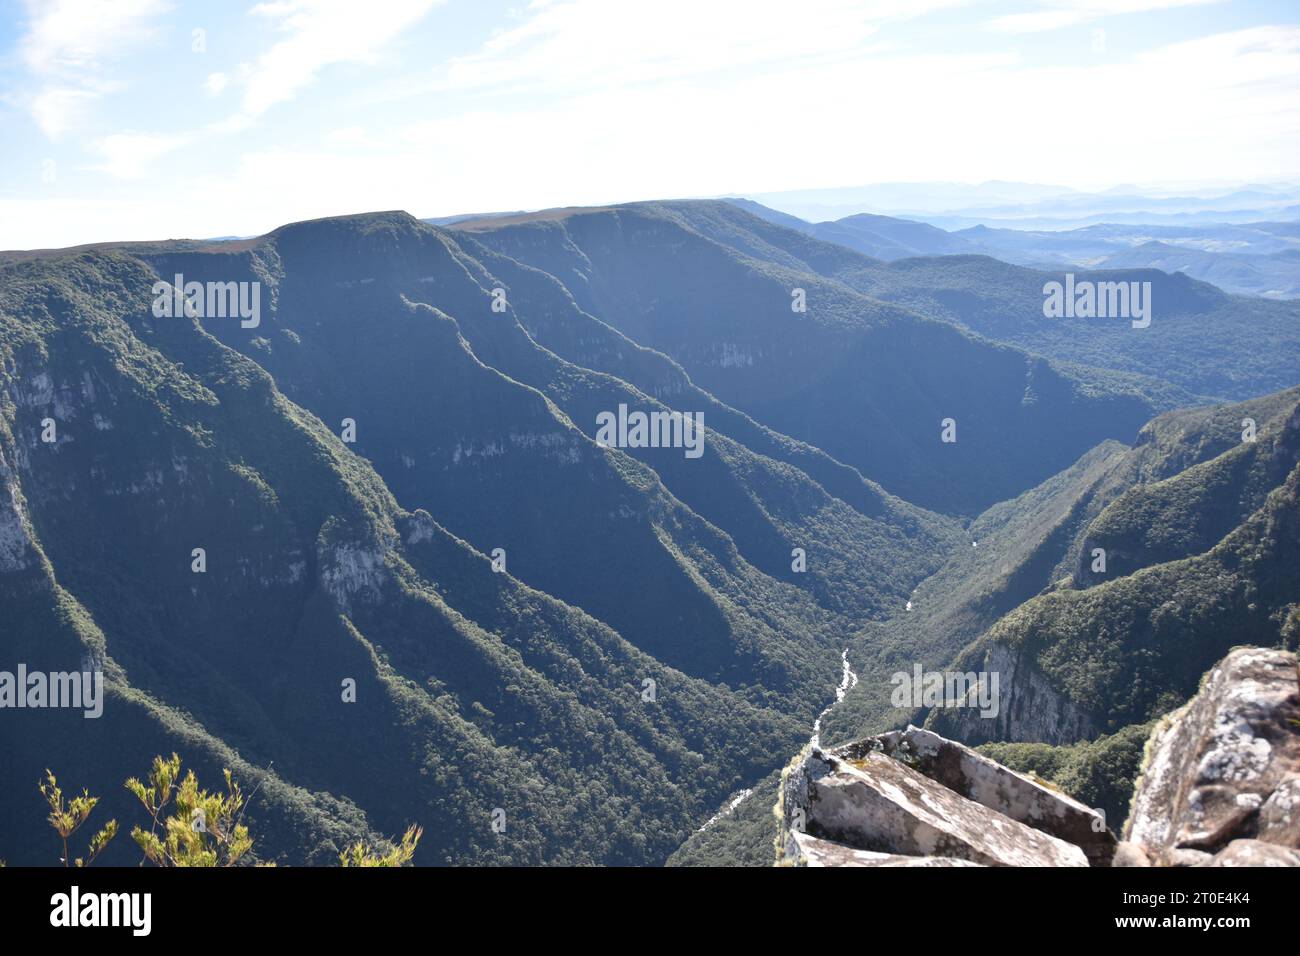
left=1118, top=646, right=1300, bottom=867
left=779, top=726, right=1101, bottom=866
left=779, top=647, right=1300, bottom=867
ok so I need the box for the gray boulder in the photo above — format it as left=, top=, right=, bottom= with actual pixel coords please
left=780, top=742, right=1089, bottom=867
left=786, top=831, right=984, bottom=867
left=839, top=726, right=1115, bottom=865
left=1125, top=647, right=1300, bottom=857
left=1112, top=841, right=1212, bottom=867
left=1204, top=839, right=1300, bottom=867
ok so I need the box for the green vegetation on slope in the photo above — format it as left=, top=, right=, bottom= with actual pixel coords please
left=466, top=203, right=1158, bottom=515
left=977, top=722, right=1153, bottom=834
left=0, top=251, right=808, bottom=865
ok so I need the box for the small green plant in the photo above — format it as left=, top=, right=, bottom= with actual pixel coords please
left=34, top=754, right=422, bottom=866
left=339, top=824, right=423, bottom=867
left=125, top=753, right=254, bottom=867
left=39, top=770, right=118, bottom=867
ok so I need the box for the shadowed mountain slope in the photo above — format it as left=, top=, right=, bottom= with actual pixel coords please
left=0, top=251, right=815, bottom=865
left=461, top=203, right=1158, bottom=515
left=648, top=202, right=1299, bottom=405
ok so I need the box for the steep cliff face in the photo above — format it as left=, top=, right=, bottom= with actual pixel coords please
left=8, top=215, right=971, bottom=867
left=0, top=446, right=35, bottom=574
left=927, top=643, right=1097, bottom=746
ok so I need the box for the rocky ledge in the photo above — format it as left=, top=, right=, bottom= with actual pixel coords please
left=778, top=646, right=1299, bottom=867
left=1117, top=646, right=1300, bottom=867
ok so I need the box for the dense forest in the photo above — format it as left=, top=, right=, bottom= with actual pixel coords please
left=3, top=202, right=1297, bottom=867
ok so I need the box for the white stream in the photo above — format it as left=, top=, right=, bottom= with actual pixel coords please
left=810, top=648, right=858, bottom=751
left=696, top=648, right=857, bottom=831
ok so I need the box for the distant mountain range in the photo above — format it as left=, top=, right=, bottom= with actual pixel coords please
left=726, top=198, right=1300, bottom=300
left=742, top=181, right=1300, bottom=230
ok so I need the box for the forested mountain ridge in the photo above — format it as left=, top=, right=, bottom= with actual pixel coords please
left=0, top=208, right=983, bottom=866
left=0, top=249, right=814, bottom=865
left=2, top=203, right=1295, bottom=869
left=460, top=203, right=1160, bottom=514
left=145, top=213, right=962, bottom=642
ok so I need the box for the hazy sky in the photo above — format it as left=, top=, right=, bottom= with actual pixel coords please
left=2, top=0, right=1299, bottom=248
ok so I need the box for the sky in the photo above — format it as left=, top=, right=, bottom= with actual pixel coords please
left=1, top=0, right=1299, bottom=248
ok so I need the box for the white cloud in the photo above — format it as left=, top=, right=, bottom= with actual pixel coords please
left=427, top=0, right=966, bottom=96
left=394, top=24, right=1300, bottom=208
left=324, top=126, right=386, bottom=149
left=989, top=0, right=1222, bottom=34
left=48, top=1, right=444, bottom=179
left=17, top=0, right=172, bottom=137
left=235, top=0, right=442, bottom=120
left=990, top=10, right=1090, bottom=32
left=29, top=86, right=105, bottom=139
left=90, top=130, right=193, bottom=178
left=2, top=4, right=1297, bottom=249
left=205, top=72, right=230, bottom=96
